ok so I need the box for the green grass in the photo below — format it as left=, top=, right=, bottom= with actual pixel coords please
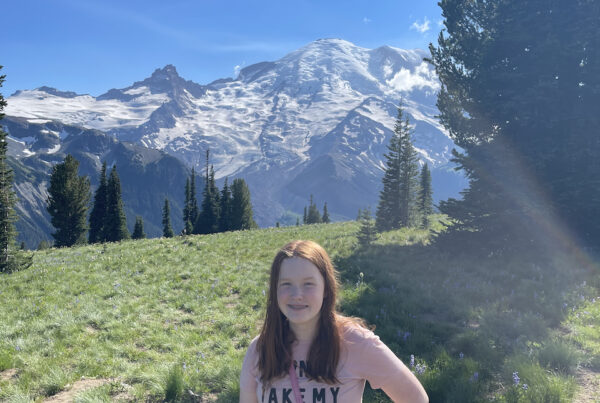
left=0, top=218, right=598, bottom=402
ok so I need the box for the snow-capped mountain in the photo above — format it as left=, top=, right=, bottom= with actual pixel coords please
left=5, top=39, right=465, bottom=228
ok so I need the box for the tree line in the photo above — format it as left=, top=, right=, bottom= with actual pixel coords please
left=44, top=149, right=257, bottom=248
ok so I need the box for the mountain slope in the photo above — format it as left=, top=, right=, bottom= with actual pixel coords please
left=5, top=38, right=466, bottom=228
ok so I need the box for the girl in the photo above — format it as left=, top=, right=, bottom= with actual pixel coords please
left=240, top=240, right=428, bottom=403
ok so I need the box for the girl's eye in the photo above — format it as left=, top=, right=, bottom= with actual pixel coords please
left=304, top=282, right=314, bottom=286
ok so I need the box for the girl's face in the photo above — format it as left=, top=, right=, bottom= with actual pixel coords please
left=277, top=257, right=325, bottom=331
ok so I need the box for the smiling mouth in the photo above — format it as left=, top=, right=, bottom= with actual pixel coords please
left=288, top=305, right=308, bottom=310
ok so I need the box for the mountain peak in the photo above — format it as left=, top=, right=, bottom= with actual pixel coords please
left=149, top=64, right=181, bottom=82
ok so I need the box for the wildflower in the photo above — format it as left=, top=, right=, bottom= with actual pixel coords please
left=403, top=331, right=411, bottom=341
left=15, top=345, right=21, bottom=351
left=471, top=372, right=479, bottom=382
left=410, top=354, right=415, bottom=367
left=415, top=363, right=426, bottom=375
left=459, top=352, right=464, bottom=360
left=183, top=362, right=187, bottom=370
left=262, top=289, right=266, bottom=296
left=512, top=371, right=520, bottom=386
left=522, top=384, right=528, bottom=391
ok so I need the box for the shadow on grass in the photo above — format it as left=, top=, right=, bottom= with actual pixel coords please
left=333, top=239, right=598, bottom=402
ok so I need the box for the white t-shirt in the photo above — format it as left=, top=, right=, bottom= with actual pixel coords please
left=240, top=325, right=412, bottom=403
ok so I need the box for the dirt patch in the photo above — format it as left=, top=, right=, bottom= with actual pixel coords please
left=573, top=367, right=600, bottom=403
left=43, top=378, right=112, bottom=402
left=0, top=368, right=18, bottom=382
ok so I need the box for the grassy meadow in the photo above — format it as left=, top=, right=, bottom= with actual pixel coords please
left=0, top=218, right=599, bottom=402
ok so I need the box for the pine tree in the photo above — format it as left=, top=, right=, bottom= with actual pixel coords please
left=398, top=116, right=420, bottom=228
left=88, top=161, right=108, bottom=243
left=303, top=207, right=307, bottom=224
left=296, top=217, right=300, bottom=226
left=219, top=178, right=232, bottom=232
left=190, top=167, right=199, bottom=227
left=306, top=195, right=322, bottom=224
left=182, top=177, right=192, bottom=235
left=230, top=178, right=257, bottom=230
left=357, top=208, right=362, bottom=221
left=195, top=151, right=220, bottom=234
left=418, top=163, right=433, bottom=228
left=428, top=0, right=600, bottom=250
left=162, top=199, right=174, bottom=238
left=322, top=202, right=330, bottom=223
left=132, top=216, right=146, bottom=239
left=47, top=155, right=91, bottom=247
left=357, top=207, right=376, bottom=247
left=0, top=67, right=31, bottom=272
left=375, top=108, right=403, bottom=232
left=104, top=165, right=129, bottom=242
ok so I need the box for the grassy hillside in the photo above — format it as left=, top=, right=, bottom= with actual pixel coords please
left=0, top=219, right=598, bottom=402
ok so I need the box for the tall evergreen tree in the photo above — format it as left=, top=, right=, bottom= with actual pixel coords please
left=230, top=178, right=257, bottom=230
left=104, top=165, right=129, bottom=242
left=322, top=202, right=330, bottom=223
left=398, top=116, right=420, bottom=228
left=303, top=207, right=307, bottom=224
left=418, top=163, right=434, bottom=228
left=306, top=194, right=322, bottom=224
left=376, top=107, right=418, bottom=231
left=0, top=67, right=31, bottom=272
left=47, top=155, right=91, bottom=247
left=162, top=199, right=174, bottom=238
left=88, top=161, right=108, bottom=243
left=428, top=0, right=600, bottom=250
left=357, top=207, right=376, bottom=247
left=219, top=178, right=233, bottom=232
left=132, top=216, right=146, bottom=239
left=190, top=167, right=199, bottom=228
left=195, top=150, right=220, bottom=234
left=183, top=177, right=192, bottom=234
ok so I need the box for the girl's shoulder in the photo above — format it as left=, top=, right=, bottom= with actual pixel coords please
left=338, top=317, right=377, bottom=345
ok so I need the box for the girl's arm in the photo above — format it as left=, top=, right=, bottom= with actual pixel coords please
left=239, top=388, right=259, bottom=403
left=381, top=360, right=428, bottom=403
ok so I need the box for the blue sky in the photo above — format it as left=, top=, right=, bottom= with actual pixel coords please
left=3, top=0, right=443, bottom=97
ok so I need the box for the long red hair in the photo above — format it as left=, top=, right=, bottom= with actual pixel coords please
left=256, top=240, right=364, bottom=385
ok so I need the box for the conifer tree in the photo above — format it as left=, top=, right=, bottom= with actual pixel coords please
left=88, top=161, right=108, bottom=243
left=303, top=207, right=307, bottom=224
left=375, top=108, right=403, bottom=232
left=104, top=165, right=129, bottom=242
left=398, top=116, right=420, bottom=227
left=375, top=106, right=420, bottom=230
left=190, top=167, right=199, bottom=226
left=132, top=216, right=146, bottom=239
left=230, top=178, right=257, bottom=230
left=162, top=199, right=174, bottom=238
left=219, top=178, right=232, bottom=232
left=418, top=163, right=433, bottom=228
left=0, top=67, right=31, bottom=272
left=47, top=155, right=91, bottom=247
left=195, top=150, right=220, bottom=234
left=429, top=0, right=600, bottom=249
left=322, top=202, right=330, bottom=223
left=296, top=217, right=300, bottom=226
left=357, top=207, right=376, bottom=247
left=183, top=177, right=192, bottom=234
left=357, top=208, right=362, bottom=221
left=306, top=194, right=322, bottom=224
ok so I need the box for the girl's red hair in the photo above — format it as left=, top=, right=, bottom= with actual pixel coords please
left=256, top=240, right=365, bottom=385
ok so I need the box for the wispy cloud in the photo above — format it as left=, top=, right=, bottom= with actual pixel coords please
left=410, top=17, right=431, bottom=33
left=233, top=63, right=244, bottom=77
left=363, top=17, right=372, bottom=24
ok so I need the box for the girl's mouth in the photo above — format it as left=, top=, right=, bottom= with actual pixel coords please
left=288, top=304, right=308, bottom=310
